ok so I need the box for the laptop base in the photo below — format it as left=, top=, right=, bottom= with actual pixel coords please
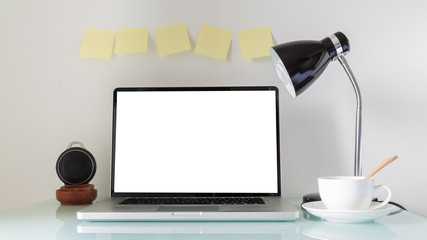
left=77, top=197, right=299, bottom=221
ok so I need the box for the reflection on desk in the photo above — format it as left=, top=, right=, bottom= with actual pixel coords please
left=76, top=221, right=299, bottom=239
left=302, top=221, right=395, bottom=240
left=0, top=198, right=427, bottom=240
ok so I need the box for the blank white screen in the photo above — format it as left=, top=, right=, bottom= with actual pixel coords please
left=113, top=89, right=279, bottom=193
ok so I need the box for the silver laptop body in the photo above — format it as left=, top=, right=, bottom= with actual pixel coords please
left=77, top=86, right=299, bottom=221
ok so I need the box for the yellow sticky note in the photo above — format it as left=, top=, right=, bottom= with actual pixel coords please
left=194, top=24, right=233, bottom=61
left=238, top=26, right=273, bottom=59
left=79, top=28, right=115, bottom=60
left=155, top=22, right=191, bottom=56
left=115, top=27, right=149, bottom=54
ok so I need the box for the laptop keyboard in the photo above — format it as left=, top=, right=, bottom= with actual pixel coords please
left=119, top=197, right=265, bottom=205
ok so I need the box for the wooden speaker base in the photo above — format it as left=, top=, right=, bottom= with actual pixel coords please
left=56, top=184, right=97, bottom=206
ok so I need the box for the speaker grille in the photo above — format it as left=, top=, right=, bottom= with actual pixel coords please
left=57, top=148, right=96, bottom=185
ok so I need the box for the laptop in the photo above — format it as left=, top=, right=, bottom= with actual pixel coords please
left=77, top=86, right=299, bottom=221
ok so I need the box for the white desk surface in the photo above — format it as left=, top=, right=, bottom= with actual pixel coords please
left=1, top=198, right=426, bottom=240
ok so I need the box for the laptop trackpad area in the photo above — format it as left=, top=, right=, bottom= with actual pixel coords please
left=157, top=206, right=219, bottom=212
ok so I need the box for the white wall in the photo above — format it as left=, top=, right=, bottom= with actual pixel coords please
left=1, top=0, right=426, bottom=216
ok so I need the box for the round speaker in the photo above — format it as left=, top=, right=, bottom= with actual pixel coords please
left=56, top=141, right=96, bottom=185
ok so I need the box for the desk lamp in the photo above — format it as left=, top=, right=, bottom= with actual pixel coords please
left=270, top=32, right=362, bottom=202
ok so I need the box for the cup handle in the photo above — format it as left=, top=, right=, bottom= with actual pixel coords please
left=369, top=185, right=392, bottom=210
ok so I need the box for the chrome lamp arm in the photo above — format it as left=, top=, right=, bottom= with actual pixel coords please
left=337, top=56, right=362, bottom=176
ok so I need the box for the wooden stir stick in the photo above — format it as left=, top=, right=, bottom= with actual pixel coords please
left=365, top=155, right=398, bottom=179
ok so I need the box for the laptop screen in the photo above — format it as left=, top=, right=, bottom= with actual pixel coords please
left=111, top=87, right=280, bottom=196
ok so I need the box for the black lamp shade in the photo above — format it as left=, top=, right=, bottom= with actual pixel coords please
left=270, top=32, right=349, bottom=97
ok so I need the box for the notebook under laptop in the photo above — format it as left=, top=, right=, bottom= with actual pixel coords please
left=77, top=86, right=299, bottom=221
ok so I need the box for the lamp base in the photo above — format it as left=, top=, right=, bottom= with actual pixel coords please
left=301, top=192, right=322, bottom=221
left=302, top=192, right=321, bottom=204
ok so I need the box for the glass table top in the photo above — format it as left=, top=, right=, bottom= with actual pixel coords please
left=1, top=198, right=426, bottom=240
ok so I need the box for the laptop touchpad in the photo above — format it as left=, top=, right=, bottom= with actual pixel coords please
left=157, top=206, right=219, bottom=212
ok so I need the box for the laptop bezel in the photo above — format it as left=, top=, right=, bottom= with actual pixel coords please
left=110, top=86, right=281, bottom=198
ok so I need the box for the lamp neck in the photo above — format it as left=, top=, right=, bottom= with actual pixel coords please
left=337, top=56, right=362, bottom=108
left=326, top=32, right=362, bottom=176
left=337, top=56, right=363, bottom=176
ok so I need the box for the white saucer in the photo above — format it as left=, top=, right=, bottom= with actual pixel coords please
left=302, top=201, right=398, bottom=223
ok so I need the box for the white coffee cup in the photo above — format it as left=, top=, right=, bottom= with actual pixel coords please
left=318, top=176, right=391, bottom=211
